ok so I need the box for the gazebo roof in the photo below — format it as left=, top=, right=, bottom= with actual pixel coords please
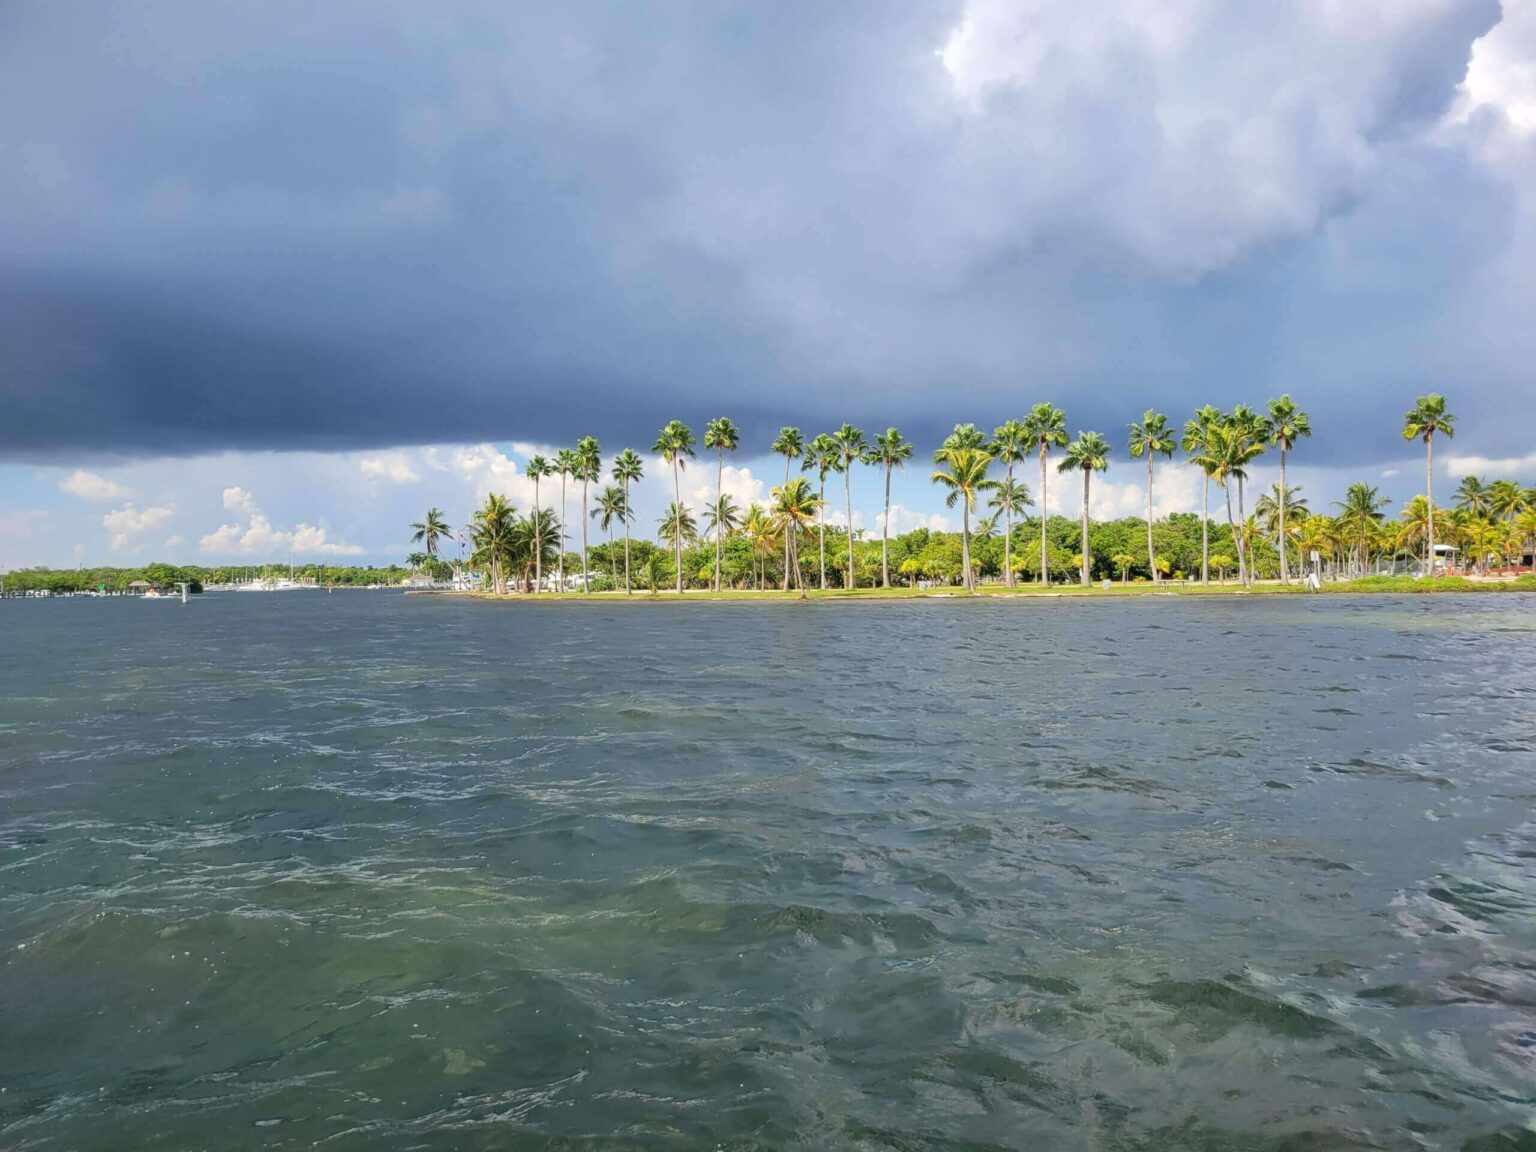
left=127, top=579, right=152, bottom=588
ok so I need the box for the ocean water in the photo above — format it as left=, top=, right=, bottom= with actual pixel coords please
left=1, top=591, right=1533, bottom=1150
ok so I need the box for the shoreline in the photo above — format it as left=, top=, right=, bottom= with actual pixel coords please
left=415, top=574, right=1536, bottom=602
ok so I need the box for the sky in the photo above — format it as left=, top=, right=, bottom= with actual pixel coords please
left=4, top=0, right=1536, bottom=568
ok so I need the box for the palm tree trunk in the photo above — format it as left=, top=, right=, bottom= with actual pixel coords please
left=1426, top=434, right=1435, bottom=577
left=1146, top=453, right=1157, bottom=584
left=1080, top=469, right=1091, bottom=586
left=622, top=480, right=632, bottom=595
left=533, top=478, right=542, bottom=594
left=715, top=449, right=724, bottom=592
left=818, top=475, right=827, bottom=590
left=1224, top=482, right=1240, bottom=584
left=1201, top=474, right=1210, bottom=585
left=881, top=461, right=892, bottom=588
left=1039, top=446, right=1049, bottom=585
left=1236, top=475, right=1249, bottom=585
left=961, top=501, right=973, bottom=592
left=1004, top=461, right=1014, bottom=588
left=1279, top=447, right=1290, bottom=583
left=581, top=479, right=590, bottom=593
left=558, top=473, right=567, bottom=591
left=609, top=525, right=617, bottom=583
left=845, top=466, right=855, bottom=589
left=672, top=460, right=683, bottom=594
left=781, top=456, right=791, bottom=591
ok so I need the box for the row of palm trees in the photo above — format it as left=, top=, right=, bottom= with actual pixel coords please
left=413, top=391, right=1515, bottom=594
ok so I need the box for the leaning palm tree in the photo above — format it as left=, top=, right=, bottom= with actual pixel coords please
left=930, top=445, right=995, bottom=592
left=1182, top=405, right=1223, bottom=584
left=1127, top=410, right=1175, bottom=584
left=1402, top=394, right=1455, bottom=576
left=770, top=477, right=820, bottom=598
left=610, top=448, right=644, bottom=594
left=526, top=455, right=552, bottom=592
left=410, top=507, right=453, bottom=560
left=575, top=436, right=602, bottom=593
left=592, top=484, right=630, bottom=584
left=867, top=427, right=913, bottom=588
left=990, top=418, right=1030, bottom=587
left=554, top=447, right=579, bottom=591
left=702, top=494, right=741, bottom=586
left=1023, top=403, right=1069, bottom=585
left=770, top=427, right=804, bottom=590
left=831, top=424, right=868, bottom=588
left=987, top=478, right=1032, bottom=585
left=653, top=420, right=697, bottom=593
left=802, top=433, right=840, bottom=590
left=1264, top=395, right=1311, bottom=582
left=703, top=417, right=740, bottom=591
left=1058, top=431, right=1111, bottom=586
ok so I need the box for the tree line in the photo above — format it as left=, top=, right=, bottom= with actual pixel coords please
left=411, top=392, right=1535, bottom=595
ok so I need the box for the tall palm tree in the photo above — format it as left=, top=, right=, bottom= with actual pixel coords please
left=555, top=448, right=579, bottom=591
left=1182, top=405, right=1222, bottom=584
left=991, top=418, right=1030, bottom=587
left=832, top=423, right=868, bottom=588
left=1454, top=475, right=1491, bottom=517
left=802, top=433, right=840, bottom=589
left=703, top=417, right=740, bottom=591
left=702, top=494, right=741, bottom=587
left=867, top=428, right=913, bottom=589
left=1264, top=396, right=1312, bottom=582
left=1208, top=415, right=1266, bottom=585
left=770, top=477, right=820, bottom=598
left=410, top=508, right=453, bottom=560
left=1128, top=410, right=1175, bottom=584
left=575, top=436, right=601, bottom=593
left=987, top=478, right=1032, bottom=584
left=470, top=493, right=515, bottom=595
left=1402, top=394, right=1455, bottom=575
left=771, top=427, right=804, bottom=590
left=1023, top=403, right=1069, bottom=585
left=526, top=455, right=552, bottom=592
left=930, top=445, right=995, bottom=592
left=523, top=507, right=560, bottom=592
left=611, top=448, right=644, bottom=594
left=1228, top=405, right=1267, bottom=581
left=592, top=484, right=630, bottom=584
left=653, top=420, right=697, bottom=593
left=1058, top=432, right=1111, bottom=586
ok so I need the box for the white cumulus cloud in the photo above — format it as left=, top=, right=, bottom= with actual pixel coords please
left=59, top=470, right=130, bottom=502
left=103, top=503, right=173, bottom=552
left=359, top=453, right=421, bottom=485
left=201, top=489, right=361, bottom=556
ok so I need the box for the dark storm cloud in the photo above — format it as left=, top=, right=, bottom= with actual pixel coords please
left=0, top=0, right=1522, bottom=464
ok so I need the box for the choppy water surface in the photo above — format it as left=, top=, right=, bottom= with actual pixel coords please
left=2, top=593, right=1534, bottom=1150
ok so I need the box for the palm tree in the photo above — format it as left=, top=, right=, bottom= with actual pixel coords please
left=742, top=504, right=776, bottom=590
left=802, top=434, right=840, bottom=590
left=1455, top=475, right=1491, bottom=517
left=1128, top=410, right=1175, bottom=584
left=1228, top=405, right=1267, bottom=582
left=657, top=501, right=698, bottom=549
left=526, top=455, right=552, bottom=592
left=1264, top=395, right=1312, bottom=582
left=867, top=427, right=913, bottom=588
left=1058, top=431, right=1111, bottom=586
left=770, top=427, right=804, bottom=589
left=1023, top=403, right=1069, bottom=585
left=1113, top=552, right=1136, bottom=584
left=1182, top=405, right=1222, bottom=585
left=470, top=493, right=515, bottom=595
left=704, top=417, right=740, bottom=591
left=523, top=507, right=560, bottom=591
left=1488, top=478, right=1527, bottom=521
left=701, top=494, right=741, bottom=587
left=1335, top=483, right=1391, bottom=576
left=1403, top=394, right=1455, bottom=575
left=830, top=424, right=868, bottom=587
left=1515, top=506, right=1536, bottom=571
left=410, top=508, right=453, bottom=563
left=770, top=477, right=820, bottom=598
left=575, top=436, right=601, bottom=593
left=592, top=484, right=630, bottom=584
left=610, top=448, right=644, bottom=594
left=653, top=420, right=697, bottom=593
left=555, top=448, right=579, bottom=591
left=1255, top=484, right=1309, bottom=567
left=1209, top=416, right=1265, bottom=585
left=930, top=445, right=995, bottom=592
left=990, top=419, right=1030, bottom=587
left=987, top=478, right=1032, bottom=584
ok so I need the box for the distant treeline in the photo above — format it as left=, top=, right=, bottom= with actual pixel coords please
left=0, top=562, right=420, bottom=594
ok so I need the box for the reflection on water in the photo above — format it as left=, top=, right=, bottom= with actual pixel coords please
left=1, top=593, right=1534, bottom=1149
